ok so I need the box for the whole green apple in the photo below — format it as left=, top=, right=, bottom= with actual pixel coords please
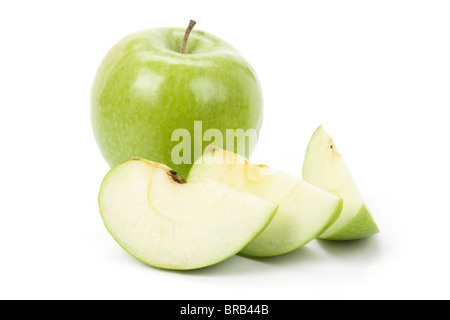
left=91, top=21, right=263, bottom=178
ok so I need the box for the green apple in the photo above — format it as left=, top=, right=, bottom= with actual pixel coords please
left=98, top=158, right=278, bottom=270
left=187, top=148, right=343, bottom=257
left=302, top=125, right=380, bottom=240
left=91, top=21, right=263, bottom=179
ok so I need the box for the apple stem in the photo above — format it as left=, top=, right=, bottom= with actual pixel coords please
left=181, top=20, right=196, bottom=54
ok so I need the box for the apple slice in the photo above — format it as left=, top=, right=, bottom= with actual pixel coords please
left=302, top=126, right=380, bottom=240
left=98, top=158, right=278, bottom=270
left=187, top=148, right=343, bottom=257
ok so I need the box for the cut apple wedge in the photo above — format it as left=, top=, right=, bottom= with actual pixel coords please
left=302, top=126, right=380, bottom=240
left=187, top=148, right=343, bottom=257
left=98, top=158, right=278, bottom=270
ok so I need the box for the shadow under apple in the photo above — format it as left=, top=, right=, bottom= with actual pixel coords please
left=316, top=236, right=382, bottom=261
left=239, top=245, right=323, bottom=267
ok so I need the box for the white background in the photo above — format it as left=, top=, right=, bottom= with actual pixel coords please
left=1, top=0, right=449, bottom=300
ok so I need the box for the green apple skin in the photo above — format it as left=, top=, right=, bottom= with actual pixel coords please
left=302, top=125, right=380, bottom=240
left=326, top=204, right=378, bottom=240
left=91, top=27, right=263, bottom=179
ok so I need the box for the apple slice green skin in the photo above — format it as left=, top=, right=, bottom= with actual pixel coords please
left=98, top=158, right=278, bottom=270
left=302, top=126, right=380, bottom=240
left=187, top=148, right=343, bottom=257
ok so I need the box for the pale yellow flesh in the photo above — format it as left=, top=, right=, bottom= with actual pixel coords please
left=187, top=149, right=343, bottom=257
left=99, top=158, right=278, bottom=270
left=302, top=126, right=379, bottom=240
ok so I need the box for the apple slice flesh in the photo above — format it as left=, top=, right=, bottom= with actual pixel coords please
left=98, top=158, right=278, bottom=270
left=187, top=148, right=343, bottom=257
left=302, top=126, right=380, bottom=240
